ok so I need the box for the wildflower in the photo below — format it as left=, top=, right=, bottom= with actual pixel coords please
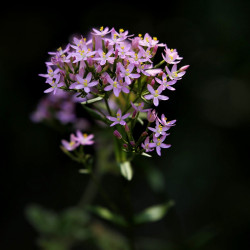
left=141, top=136, right=154, bottom=152
left=39, top=65, right=60, bottom=81
left=158, top=114, right=176, bottom=127
left=148, top=119, right=170, bottom=137
left=119, top=63, right=140, bottom=85
left=166, top=64, right=186, bottom=81
left=104, top=76, right=122, bottom=97
left=147, top=109, right=157, bottom=123
left=61, top=133, right=80, bottom=151
left=75, top=130, right=95, bottom=145
left=131, top=102, right=150, bottom=113
left=70, top=72, right=98, bottom=93
left=144, top=84, right=169, bottom=106
left=44, top=76, right=64, bottom=95
left=106, top=109, right=130, bottom=127
left=155, top=73, right=177, bottom=90
left=92, top=26, right=111, bottom=37
left=149, top=134, right=171, bottom=156
left=94, top=49, right=115, bottom=65
left=162, top=47, right=183, bottom=64
left=117, top=43, right=133, bottom=59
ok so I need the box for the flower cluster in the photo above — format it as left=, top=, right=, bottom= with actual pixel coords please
left=39, top=26, right=189, bottom=157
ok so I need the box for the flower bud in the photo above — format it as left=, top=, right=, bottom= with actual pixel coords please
left=123, top=143, right=128, bottom=148
left=124, top=123, right=130, bottom=133
left=113, top=130, right=122, bottom=139
left=152, top=44, right=158, bottom=56
left=179, top=65, right=189, bottom=72
left=141, top=131, right=148, bottom=138
left=96, top=65, right=102, bottom=73
left=132, top=110, right=137, bottom=119
left=147, top=109, right=157, bottom=123
left=131, top=37, right=140, bottom=50
left=150, top=79, right=155, bottom=86
left=130, top=141, right=136, bottom=147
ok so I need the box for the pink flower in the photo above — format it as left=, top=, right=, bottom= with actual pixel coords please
left=94, top=49, right=115, bottom=65
left=106, top=109, right=130, bottom=127
left=44, top=76, right=64, bottom=95
left=92, top=26, right=111, bottom=37
left=155, top=73, right=177, bottom=91
left=104, top=77, right=122, bottom=97
left=61, top=134, right=80, bottom=151
left=141, top=136, right=154, bottom=152
left=166, top=64, right=186, bottom=81
left=149, top=134, right=171, bottom=156
left=119, top=63, right=140, bottom=85
left=157, top=114, right=176, bottom=127
left=148, top=119, right=170, bottom=137
left=144, top=84, right=169, bottom=106
left=131, top=102, right=150, bottom=113
left=69, top=72, right=98, bottom=93
left=162, top=47, right=183, bottom=64
left=147, top=109, right=157, bottom=122
left=75, top=130, right=95, bottom=145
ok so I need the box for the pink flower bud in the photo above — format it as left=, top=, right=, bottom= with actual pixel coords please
left=113, top=130, right=122, bottom=139
left=130, top=141, right=136, bottom=147
left=105, top=40, right=109, bottom=48
left=87, top=57, right=93, bottom=66
left=124, top=123, right=130, bottom=133
left=141, top=131, right=148, bottom=137
left=123, top=144, right=128, bottom=148
left=115, top=49, right=119, bottom=58
left=147, top=109, right=157, bottom=123
left=131, top=37, right=140, bottom=50
left=96, top=65, right=102, bottom=73
left=132, top=110, right=137, bottom=119
left=150, top=79, right=155, bottom=86
left=152, top=44, right=158, bottom=55
left=179, top=65, right=190, bottom=72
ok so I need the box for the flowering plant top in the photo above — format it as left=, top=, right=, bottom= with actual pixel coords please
left=39, top=26, right=189, bottom=179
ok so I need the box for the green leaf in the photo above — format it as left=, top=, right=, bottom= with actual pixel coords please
left=81, top=96, right=104, bottom=104
left=141, top=152, right=152, bottom=157
left=134, top=200, right=175, bottom=224
left=87, top=205, right=128, bottom=227
left=119, top=161, right=133, bottom=181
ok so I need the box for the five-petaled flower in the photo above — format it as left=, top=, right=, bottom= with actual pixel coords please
left=144, top=84, right=169, bottom=106
left=149, top=134, right=171, bottom=156
left=106, top=109, right=130, bottom=127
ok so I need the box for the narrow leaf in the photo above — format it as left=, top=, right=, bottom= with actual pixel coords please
left=87, top=205, right=128, bottom=227
left=134, top=200, right=175, bottom=224
left=119, top=161, right=133, bottom=181
left=81, top=96, right=103, bottom=104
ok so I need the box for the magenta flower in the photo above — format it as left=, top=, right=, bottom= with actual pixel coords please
left=94, top=49, right=115, bottom=65
left=39, top=65, right=60, bottom=81
left=158, top=114, right=176, bottom=127
left=61, top=134, right=80, bottom=151
left=148, top=119, right=170, bottom=137
left=166, top=64, right=186, bottom=81
left=106, top=109, right=130, bottom=127
left=119, top=63, right=140, bottom=85
left=71, top=46, right=96, bottom=63
left=149, top=134, right=171, bottom=156
left=44, top=76, right=64, bottom=95
left=104, top=77, right=122, bottom=97
left=162, top=47, right=183, bottom=64
left=92, top=26, right=111, bottom=37
left=139, top=33, right=165, bottom=48
left=70, top=72, right=98, bottom=93
left=144, top=84, right=169, bottom=106
left=117, top=43, right=133, bottom=59
left=147, top=109, right=157, bottom=122
left=131, top=102, right=150, bottom=113
left=75, top=130, right=95, bottom=145
left=155, top=73, right=177, bottom=90
left=141, top=136, right=154, bottom=152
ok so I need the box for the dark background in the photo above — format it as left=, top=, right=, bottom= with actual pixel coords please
left=1, top=1, right=250, bottom=249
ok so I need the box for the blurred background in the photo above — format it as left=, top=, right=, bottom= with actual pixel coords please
left=1, top=1, right=250, bottom=249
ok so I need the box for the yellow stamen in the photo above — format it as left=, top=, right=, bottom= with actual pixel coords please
left=119, top=28, right=124, bottom=33
left=153, top=37, right=157, bottom=41
left=100, top=26, right=104, bottom=31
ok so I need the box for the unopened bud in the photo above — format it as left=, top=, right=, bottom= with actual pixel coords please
left=131, top=37, right=140, bottom=50
left=130, top=141, right=136, bottom=147
left=113, top=130, right=122, bottom=139
left=147, top=109, right=157, bottom=123
left=141, top=131, right=148, bottom=137
left=179, top=65, right=189, bottom=72
left=150, top=79, right=155, bottom=86
left=132, top=110, right=137, bottom=119
left=152, top=44, right=158, bottom=56
left=96, top=65, right=102, bottom=73
left=123, top=144, right=128, bottom=148
left=124, top=123, right=130, bottom=133
left=115, top=49, right=119, bottom=58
